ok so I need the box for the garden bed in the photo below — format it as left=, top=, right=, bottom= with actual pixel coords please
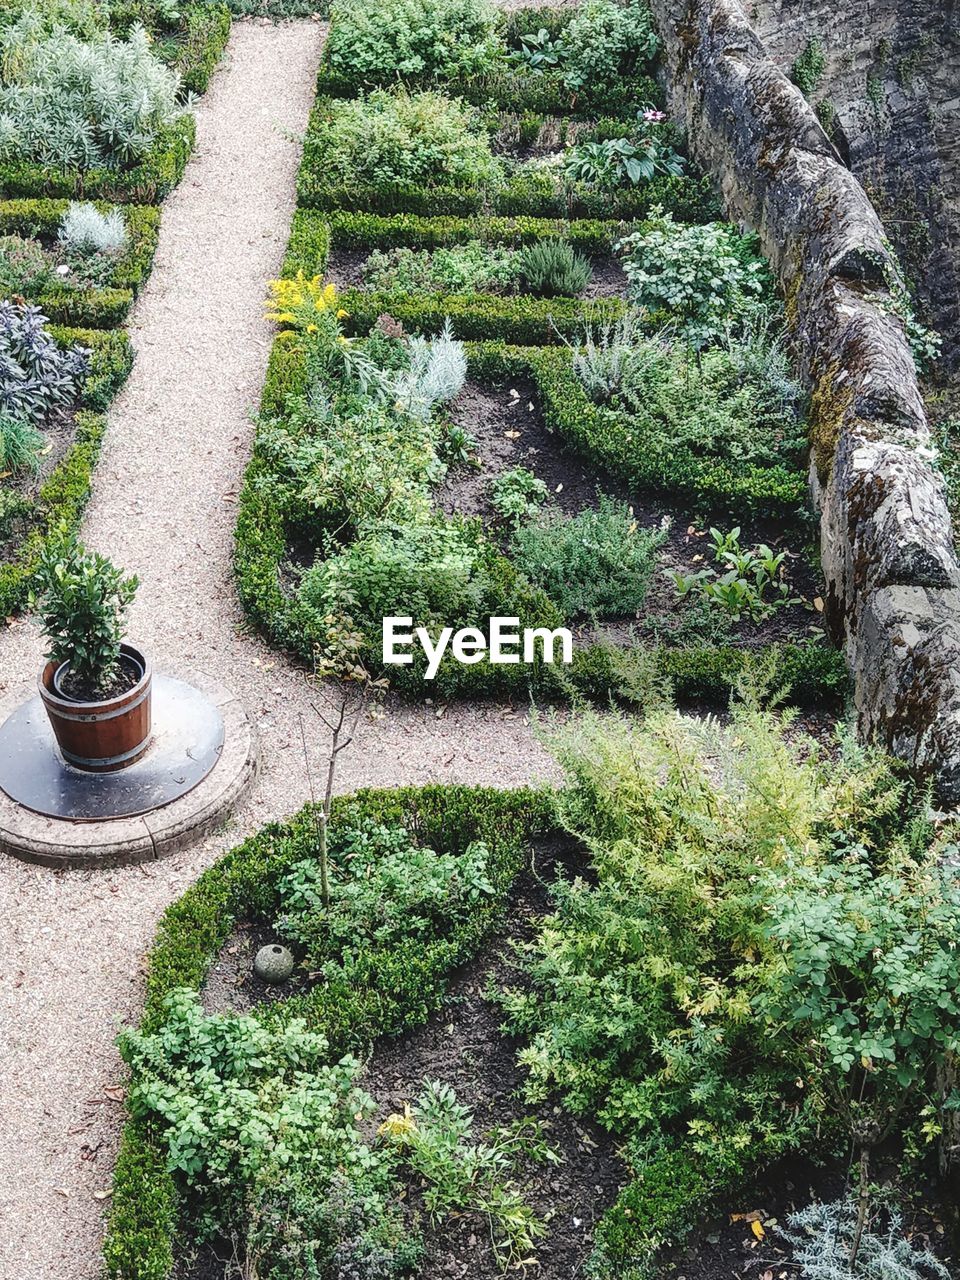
left=0, top=200, right=161, bottom=328
left=0, top=323, right=134, bottom=617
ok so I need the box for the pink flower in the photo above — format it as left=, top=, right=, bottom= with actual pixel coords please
left=642, top=109, right=667, bottom=123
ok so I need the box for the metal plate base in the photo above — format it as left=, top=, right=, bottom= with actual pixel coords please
left=0, top=675, right=225, bottom=822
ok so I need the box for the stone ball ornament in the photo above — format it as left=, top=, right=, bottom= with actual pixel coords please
left=254, top=943, right=295, bottom=983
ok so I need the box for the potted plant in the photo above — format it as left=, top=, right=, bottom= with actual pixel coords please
left=32, top=532, right=151, bottom=773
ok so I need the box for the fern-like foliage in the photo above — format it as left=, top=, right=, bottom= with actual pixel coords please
left=781, top=1198, right=952, bottom=1280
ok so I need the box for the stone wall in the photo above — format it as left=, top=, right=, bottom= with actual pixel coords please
left=648, top=0, right=960, bottom=803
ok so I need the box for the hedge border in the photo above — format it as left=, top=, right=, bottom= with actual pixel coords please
left=233, top=332, right=843, bottom=706
left=102, top=784, right=556, bottom=1280
left=282, top=209, right=635, bottom=343
left=0, top=116, right=197, bottom=205
left=0, top=326, right=134, bottom=617
left=295, top=98, right=720, bottom=222
left=160, top=2, right=232, bottom=97
left=0, top=200, right=161, bottom=328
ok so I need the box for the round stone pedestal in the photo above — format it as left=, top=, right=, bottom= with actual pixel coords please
left=0, top=669, right=258, bottom=868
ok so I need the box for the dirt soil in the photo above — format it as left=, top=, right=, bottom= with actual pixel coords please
left=324, top=245, right=628, bottom=300
left=440, top=377, right=825, bottom=652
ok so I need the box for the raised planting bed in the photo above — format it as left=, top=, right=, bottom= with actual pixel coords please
left=234, top=323, right=844, bottom=706
left=0, top=200, right=161, bottom=328
left=103, top=712, right=960, bottom=1279
left=0, top=116, right=196, bottom=206
left=295, top=96, right=718, bottom=221
left=284, top=209, right=632, bottom=343
left=0, top=319, right=134, bottom=617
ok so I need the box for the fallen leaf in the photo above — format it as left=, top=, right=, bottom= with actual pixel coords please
left=813, top=596, right=824, bottom=612
left=751, top=1220, right=766, bottom=1241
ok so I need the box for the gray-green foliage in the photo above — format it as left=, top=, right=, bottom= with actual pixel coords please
left=780, top=1198, right=952, bottom=1280
left=0, top=24, right=185, bottom=171
left=59, top=202, right=128, bottom=254
left=518, top=239, right=592, bottom=297
left=571, top=311, right=806, bottom=470
left=0, top=300, right=89, bottom=422
left=510, top=496, right=667, bottom=618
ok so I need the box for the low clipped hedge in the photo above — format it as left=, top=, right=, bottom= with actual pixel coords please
left=284, top=209, right=626, bottom=275
left=283, top=210, right=631, bottom=343
left=470, top=341, right=808, bottom=518
left=0, top=199, right=161, bottom=327
left=160, top=2, right=231, bottom=97
left=0, top=116, right=196, bottom=204
left=102, top=784, right=555, bottom=1280
left=0, top=326, right=134, bottom=616
left=234, top=332, right=843, bottom=707
left=313, top=63, right=661, bottom=119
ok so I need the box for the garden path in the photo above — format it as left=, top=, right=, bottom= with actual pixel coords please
left=0, top=20, right=555, bottom=1279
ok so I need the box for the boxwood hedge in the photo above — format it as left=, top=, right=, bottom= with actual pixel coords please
left=0, top=199, right=161, bottom=328
left=0, top=326, right=134, bottom=617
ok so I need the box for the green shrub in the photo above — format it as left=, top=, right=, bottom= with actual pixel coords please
left=301, top=90, right=501, bottom=191
left=510, top=496, right=667, bottom=618
left=618, top=208, right=771, bottom=347
left=324, top=0, right=501, bottom=85
left=489, top=464, right=548, bottom=524
left=517, top=237, right=592, bottom=296
left=561, top=0, right=658, bottom=100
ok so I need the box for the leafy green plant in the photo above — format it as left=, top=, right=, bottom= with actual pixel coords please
left=439, top=421, right=478, bottom=467
left=791, top=37, right=826, bottom=96
left=303, top=89, right=502, bottom=191
left=618, top=207, right=768, bottom=347
left=324, top=0, right=502, bottom=85
left=0, top=24, right=186, bottom=171
left=517, top=238, right=592, bottom=297
left=380, top=1079, right=549, bottom=1268
left=501, top=695, right=903, bottom=1156
left=31, top=529, right=138, bottom=695
left=0, top=408, right=44, bottom=473
left=565, top=111, right=683, bottom=189
left=757, top=841, right=960, bottom=1255
left=668, top=525, right=797, bottom=621
left=507, top=26, right=566, bottom=74
left=361, top=240, right=522, bottom=294
left=490, top=465, right=548, bottom=525
left=275, top=817, right=495, bottom=974
left=561, top=0, right=658, bottom=98
left=510, top=496, right=667, bottom=618
left=0, top=232, right=53, bottom=294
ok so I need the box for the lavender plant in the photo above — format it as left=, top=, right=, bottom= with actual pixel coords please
left=0, top=300, right=89, bottom=422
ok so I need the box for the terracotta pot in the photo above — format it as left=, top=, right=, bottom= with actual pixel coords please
left=39, top=643, right=152, bottom=773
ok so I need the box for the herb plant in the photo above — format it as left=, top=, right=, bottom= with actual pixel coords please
left=362, top=241, right=522, bottom=295
left=0, top=300, right=89, bottom=422
left=565, top=111, right=683, bottom=189
left=510, top=497, right=667, bottom=618
left=490, top=466, right=549, bottom=525
left=303, top=89, right=502, bottom=190
left=58, top=202, right=128, bottom=255
left=668, top=526, right=797, bottom=621
left=0, top=409, right=44, bottom=474
left=518, top=239, right=592, bottom=297
left=0, top=24, right=185, bottom=171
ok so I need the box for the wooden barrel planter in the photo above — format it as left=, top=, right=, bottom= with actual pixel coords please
left=38, top=644, right=153, bottom=773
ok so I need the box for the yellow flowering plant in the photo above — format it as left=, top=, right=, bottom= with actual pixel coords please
left=265, top=272, right=348, bottom=335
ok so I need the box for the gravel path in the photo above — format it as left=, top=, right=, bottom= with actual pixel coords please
left=0, top=21, right=555, bottom=1279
